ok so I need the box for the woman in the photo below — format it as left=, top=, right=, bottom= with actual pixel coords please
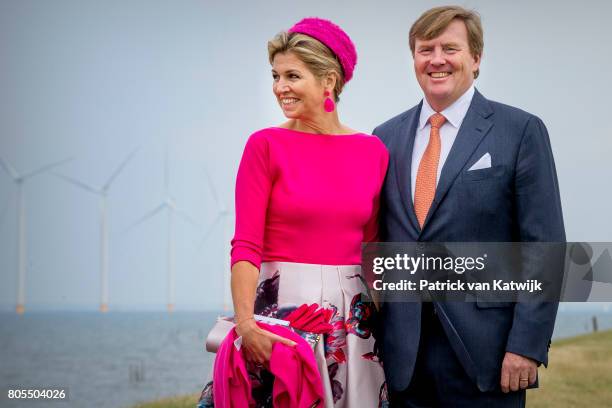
left=199, top=17, right=388, bottom=407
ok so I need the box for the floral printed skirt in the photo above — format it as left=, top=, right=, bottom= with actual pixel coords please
left=197, top=261, right=387, bottom=408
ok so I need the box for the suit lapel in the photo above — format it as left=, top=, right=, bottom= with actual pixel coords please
left=421, top=90, right=494, bottom=230
left=393, top=102, right=422, bottom=233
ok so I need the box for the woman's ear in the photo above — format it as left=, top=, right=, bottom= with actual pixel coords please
left=323, top=71, right=338, bottom=94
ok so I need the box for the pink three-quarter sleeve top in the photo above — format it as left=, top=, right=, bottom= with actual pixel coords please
left=230, top=127, right=389, bottom=269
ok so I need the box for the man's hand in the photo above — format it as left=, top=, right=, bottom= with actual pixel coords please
left=500, top=352, right=537, bottom=393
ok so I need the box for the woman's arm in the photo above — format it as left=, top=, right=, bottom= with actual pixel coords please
left=232, top=261, right=295, bottom=366
left=363, top=145, right=389, bottom=310
left=229, top=132, right=294, bottom=365
left=231, top=261, right=259, bottom=327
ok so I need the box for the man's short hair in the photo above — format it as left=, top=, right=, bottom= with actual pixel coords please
left=409, top=6, right=484, bottom=79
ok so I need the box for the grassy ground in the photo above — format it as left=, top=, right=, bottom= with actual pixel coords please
left=134, top=330, right=612, bottom=408
left=131, top=394, right=200, bottom=408
left=527, top=329, right=612, bottom=408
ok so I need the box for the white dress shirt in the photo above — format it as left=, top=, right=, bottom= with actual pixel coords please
left=411, top=85, right=475, bottom=202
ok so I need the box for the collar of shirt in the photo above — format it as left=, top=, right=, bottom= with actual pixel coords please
left=418, top=85, right=476, bottom=130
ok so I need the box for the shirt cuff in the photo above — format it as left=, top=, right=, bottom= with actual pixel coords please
left=230, top=244, right=262, bottom=270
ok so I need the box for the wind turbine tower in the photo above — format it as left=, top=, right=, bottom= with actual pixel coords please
left=127, top=147, right=200, bottom=312
left=0, top=156, right=72, bottom=314
left=202, top=168, right=233, bottom=311
left=53, top=149, right=138, bottom=312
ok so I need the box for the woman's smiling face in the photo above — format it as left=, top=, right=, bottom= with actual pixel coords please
left=272, top=52, right=329, bottom=120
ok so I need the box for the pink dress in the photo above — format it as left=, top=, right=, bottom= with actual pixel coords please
left=199, top=127, right=389, bottom=408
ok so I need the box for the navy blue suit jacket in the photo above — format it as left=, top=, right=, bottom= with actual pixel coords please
left=373, top=89, right=565, bottom=393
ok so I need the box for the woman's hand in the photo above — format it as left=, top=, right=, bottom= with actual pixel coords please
left=236, top=319, right=296, bottom=366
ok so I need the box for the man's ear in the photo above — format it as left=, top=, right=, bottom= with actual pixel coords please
left=473, top=53, right=482, bottom=72
left=471, top=53, right=482, bottom=79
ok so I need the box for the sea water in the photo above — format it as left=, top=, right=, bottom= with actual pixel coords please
left=0, top=309, right=610, bottom=408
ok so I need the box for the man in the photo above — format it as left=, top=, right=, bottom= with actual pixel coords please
left=373, top=6, right=565, bottom=407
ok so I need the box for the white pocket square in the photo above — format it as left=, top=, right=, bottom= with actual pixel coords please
left=468, top=153, right=491, bottom=171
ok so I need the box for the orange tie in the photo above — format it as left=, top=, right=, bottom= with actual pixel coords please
left=414, top=113, right=446, bottom=227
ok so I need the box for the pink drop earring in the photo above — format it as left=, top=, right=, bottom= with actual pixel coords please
left=323, top=91, right=335, bottom=112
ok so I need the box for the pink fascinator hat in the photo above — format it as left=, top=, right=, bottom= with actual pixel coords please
left=288, top=17, right=357, bottom=83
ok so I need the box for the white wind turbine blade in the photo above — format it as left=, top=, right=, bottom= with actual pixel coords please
left=20, top=157, right=73, bottom=180
left=199, top=214, right=223, bottom=248
left=203, top=167, right=223, bottom=211
left=102, top=147, right=139, bottom=192
left=200, top=167, right=228, bottom=244
left=174, top=206, right=202, bottom=230
left=52, top=172, right=101, bottom=195
left=200, top=167, right=232, bottom=244
left=164, top=145, right=170, bottom=197
left=0, top=195, right=12, bottom=231
left=124, top=203, right=166, bottom=233
left=0, top=156, right=20, bottom=180
left=201, top=166, right=233, bottom=310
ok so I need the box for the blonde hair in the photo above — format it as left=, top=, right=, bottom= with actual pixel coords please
left=409, top=6, right=484, bottom=79
left=268, top=31, right=345, bottom=102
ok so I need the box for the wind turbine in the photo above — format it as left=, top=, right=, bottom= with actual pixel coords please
left=52, top=148, right=139, bottom=313
left=0, top=156, right=73, bottom=314
left=0, top=195, right=11, bottom=231
left=127, top=147, right=200, bottom=312
left=201, top=168, right=233, bottom=311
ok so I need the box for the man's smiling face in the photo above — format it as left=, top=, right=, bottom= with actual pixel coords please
left=413, top=19, right=480, bottom=112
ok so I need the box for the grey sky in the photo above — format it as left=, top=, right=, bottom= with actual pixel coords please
left=1, top=0, right=611, bottom=311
